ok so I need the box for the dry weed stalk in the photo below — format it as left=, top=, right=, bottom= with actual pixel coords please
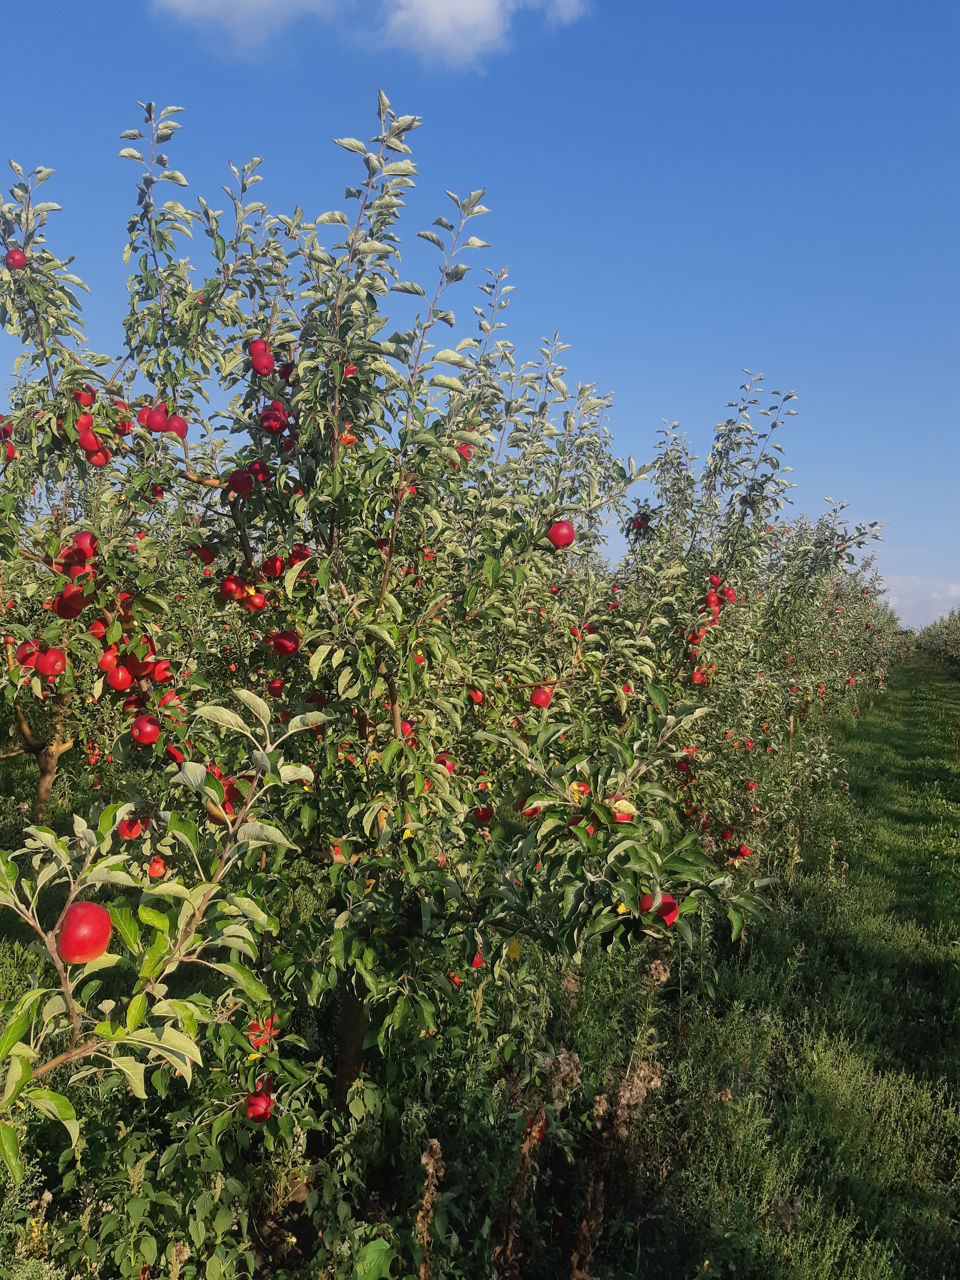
left=416, top=1138, right=445, bottom=1280
left=569, top=1060, right=662, bottom=1280
left=494, top=1050, right=582, bottom=1278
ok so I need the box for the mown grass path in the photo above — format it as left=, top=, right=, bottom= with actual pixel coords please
left=633, top=654, right=960, bottom=1279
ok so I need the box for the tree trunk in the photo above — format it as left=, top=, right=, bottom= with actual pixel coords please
left=332, top=976, right=366, bottom=1111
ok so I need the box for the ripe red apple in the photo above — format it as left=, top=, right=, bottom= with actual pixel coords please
left=547, top=521, right=575, bottom=549
left=86, top=448, right=111, bottom=467
left=709, top=573, right=721, bottom=587
left=271, top=630, right=299, bottom=656
left=148, top=856, right=166, bottom=879
left=260, top=400, right=287, bottom=433
left=145, top=405, right=168, bottom=433
left=240, top=591, right=267, bottom=612
left=227, top=469, right=254, bottom=499
left=260, top=555, right=284, bottom=579
left=638, top=892, right=679, bottom=927
left=57, top=901, right=112, bottom=963
left=219, top=574, right=247, bottom=601
left=251, top=351, right=275, bottom=376
left=530, top=687, right=553, bottom=709
left=473, top=805, right=494, bottom=823
left=34, top=647, right=66, bottom=678
left=166, top=414, right=188, bottom=440
left=5, top=248, right=27, bottom=271
left=435, top=754, right=455, bottom=774
left=245, top=1088, right=274, bottom=1122
left=468, top=688, right=484, bottom=704
left=73, top=530, right=98, bottom=558
left=249, top=338, right=269, bottom=356
left=118, top=816, right=145, bottom=840
left=131, top=714, right=162, bottom=745
left=15, top=640, right=39, bottom=668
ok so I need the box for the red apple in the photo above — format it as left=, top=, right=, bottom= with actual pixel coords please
left=145, top=405, right=168, bottom=433
left=5, top=248, right=27, bottom=271
left=148, top=856, right=166, bottom=878
left=227, top=469, right=254, bottom=499
left=34, top=647, right=66, bottom=678
left=131, top=714, right=162, bottom=745
left=546, top=521, right=575, bottom=549
left=57, top=901, right=112, bottom=963
left=245, top=1089, right=274, bottom=1122
left=530, top=687, right=553, bottom=709
left=166, top=414, right=188, bottom=440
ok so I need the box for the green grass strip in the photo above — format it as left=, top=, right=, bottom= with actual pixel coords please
left=615, top=653, right=960, bottom=1279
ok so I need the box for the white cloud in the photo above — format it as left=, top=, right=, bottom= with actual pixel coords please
left=150, top=0, right=588, bottom=61
left=880, top=574, right=960, bottom=630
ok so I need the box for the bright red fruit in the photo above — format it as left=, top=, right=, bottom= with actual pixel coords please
left=106, top=665, right=134, bottom=691
left=166, top=414, right=188, bottom=440
left=468, top=689, right=484, bottom=704
left=5, top=248, right=27, bottom=270
left=251, top=351, right=275, bottom=376
left=530, top=687, right=553, bottom=709
left=219, top=575, right=246, bottom=601
left=34, top=647, right=66, bottom=678
left=245, top=1089, right=274, bottom=1122
left=148, top=856, right=166, bottom=879
left=260, top=555, right=285, bottom=579
left=131, top=715, right=162, bottom=745
left=546, top=521, right=575, bottom=549
left=118, top=816, right=145, bottom=840
left=638, top=892, right=679, bottom=927
left=145, top=405, right=168, bottom=432
left=73, top=530, right=98, bottom=558
left=473, top=805, right=494, bottom=823
left=57, top=902, right=112, bottom=963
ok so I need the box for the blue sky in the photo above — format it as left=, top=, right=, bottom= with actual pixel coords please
left=3, top=0, right=957, bottom=626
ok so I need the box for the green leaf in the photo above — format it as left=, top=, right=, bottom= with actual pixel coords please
left=138, top=904, right=170, bottom=934
left=193, top=705, right=253, bottom=736
left=728, top=907, right=744, bottom=942
left=355, top=1238, right=397, bottom=1280
left=0, top=1121, right=23, bottom=1186
left=22, top=1088, right=79, bottom=1145
left=110, top=1055, right=148, bottom=1099
left=333, top=137, right=366, bottom=154
left=208, top=961, right=269, bottom=1003
left=126, top=993, right=148, bottom=1032
left=233, top=689, right=270, bottom=727
left=1, top=1055, right=33, bottom=1108
left=235, top=821, right=292, bottom=849
left=110, top=904, right=142, bottom=954
left=174, top=762, right=208, bottom=791
left=0, top=990, right=45, bottom=1059
left=282, top=713, right=326, bottom=735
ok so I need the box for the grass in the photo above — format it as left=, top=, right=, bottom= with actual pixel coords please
left=606, top=653, right=960, bottom=1278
